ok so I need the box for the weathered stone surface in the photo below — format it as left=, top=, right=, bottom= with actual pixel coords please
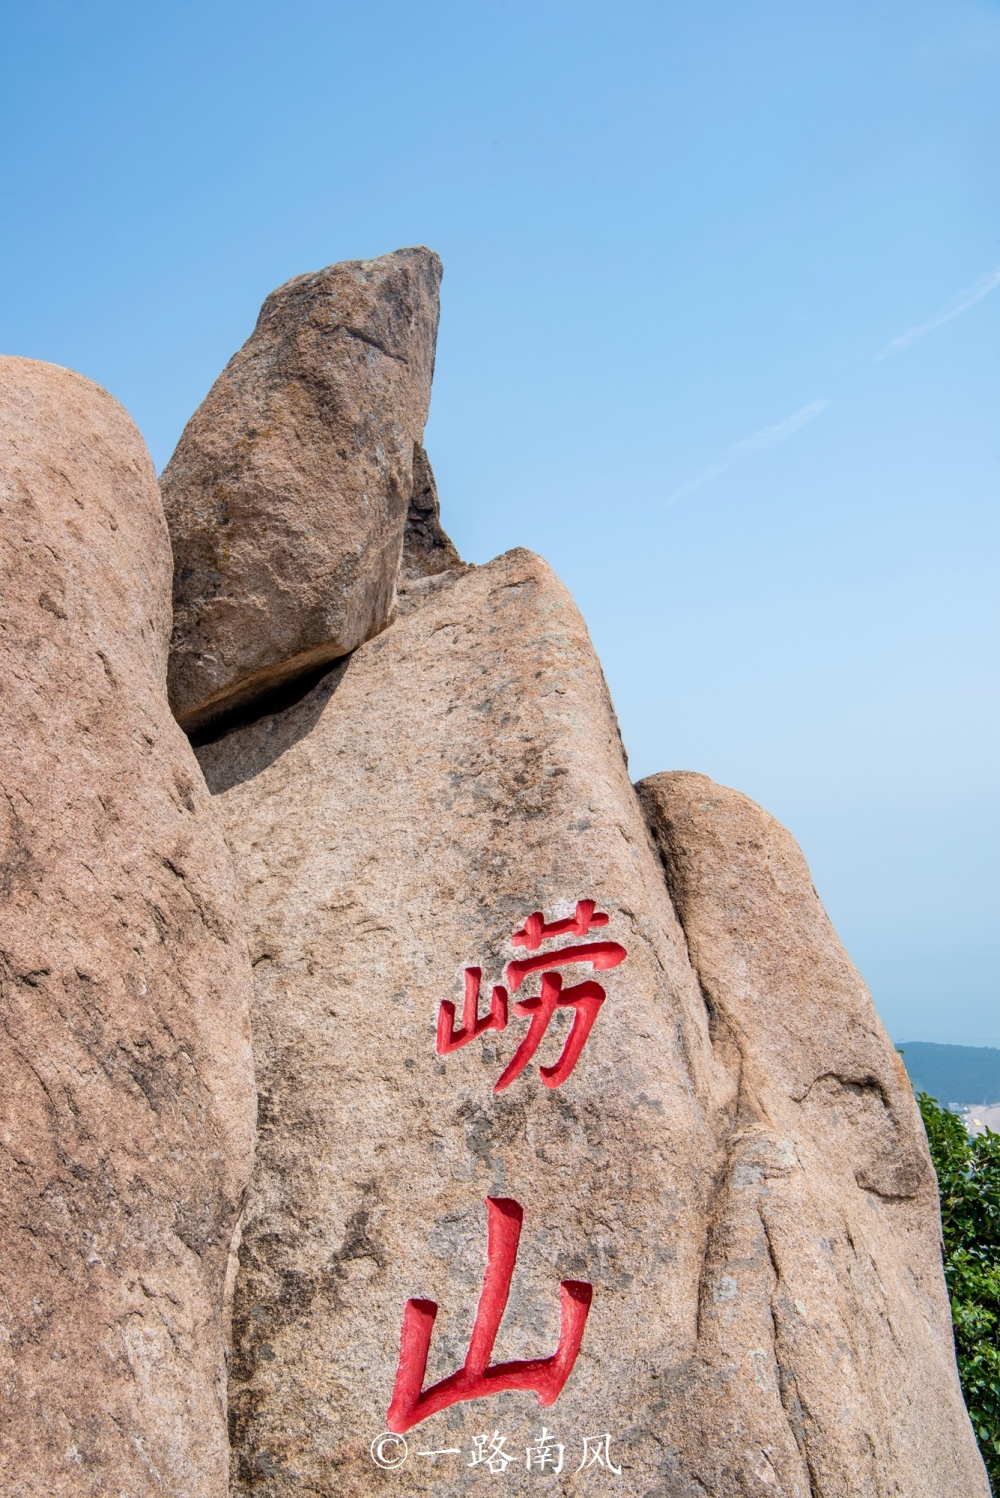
left=400, top=444, right=462, bottom=580
left=195, top=542, right=983, bottom=1495
left=162, top=247, right=442, bottom=733
left=196, top=550, right=729, bottom=1496
left=0, top=358, right=256, bottom=1496
left=636, top=771, right=989, bottom=1498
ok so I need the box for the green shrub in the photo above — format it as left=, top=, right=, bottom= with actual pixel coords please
left=917, top=1091, right=1000, bottom=1491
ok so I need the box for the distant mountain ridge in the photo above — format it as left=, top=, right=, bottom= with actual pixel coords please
left=898, top=1041, right=1000, bottom=1106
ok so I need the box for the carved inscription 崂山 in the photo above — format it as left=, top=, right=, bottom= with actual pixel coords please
left=384, top=901, right=629, bottom=1438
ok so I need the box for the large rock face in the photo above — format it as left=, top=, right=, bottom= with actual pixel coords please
left=161, top=247, right=442, bottom=734
left=0, top=358, right=256, bottom=1496
left=195, top=550, right=985, bottom=1496
left=636, top=771, right=989, bottom=1498
left=196, top=550, right=728, bottom=1496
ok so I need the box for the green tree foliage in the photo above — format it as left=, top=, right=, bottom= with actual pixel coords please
left=918, top=1091, right=1000, bottom=1490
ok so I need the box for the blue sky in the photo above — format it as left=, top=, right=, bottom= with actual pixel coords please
left=2, top=0, right=997, bottom=1044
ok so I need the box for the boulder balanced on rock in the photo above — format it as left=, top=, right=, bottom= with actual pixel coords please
left=161, top=247, right=443, bottom=733
left=0, top=358, right=256, bottom=1497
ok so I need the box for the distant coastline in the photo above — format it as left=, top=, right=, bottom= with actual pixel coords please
left=897, top=1040, right=1000, bottom=1110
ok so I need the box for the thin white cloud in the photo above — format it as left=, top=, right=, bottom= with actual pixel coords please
left=876, top=264, right=1000, bottom=360
left=664, top=399, right=831, bottom=507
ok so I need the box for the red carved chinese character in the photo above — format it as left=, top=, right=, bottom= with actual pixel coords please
left=511, top=898, right=609, bottom=951
left=504, top=940, right=626, bottom=993
left=436, top=967, right=508, bottom=1054
left=386, top=1197, right=592, bottom=1434
left=435, top=900, right=627, bottom=1091
left=495, top=972, right=607, bottom=1091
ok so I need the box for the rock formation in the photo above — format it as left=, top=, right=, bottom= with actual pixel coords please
left=636, top=773, right=988, bottom=1496
left=194, top=550, right=987, bottom=1495
left=1, top=247, right=989, bottom=1498
left=196, top=550, right=730, bottom=1496
left=0, top=358, right=256, bottom=1497
left=161, top=247, right=442, bottom=734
